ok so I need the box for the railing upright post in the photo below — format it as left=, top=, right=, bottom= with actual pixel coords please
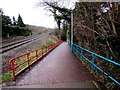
left=36, top=50, right=38, bottom=60
left=49, top=45, right=51, bottom=50
left=46, top=46, right=47, bottom=53
left=68, top=41, right=70, bottom=45
left=52, top=44, right=53, bottom=49
left=12, top=60, right=16, bottom=81
left=91, top=54, right=95, bottom=71
left=42, top=48, right=43, bottom=57
left=48, top=46, right=49, bottom=51
left=76, top=46, right=78, bottom=55
left=27, top=53, right=30, bottom=69
left=80, top=49, right=83, bottom=60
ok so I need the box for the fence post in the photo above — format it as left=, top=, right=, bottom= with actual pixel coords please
left=91, top=54, right=95, bottom=71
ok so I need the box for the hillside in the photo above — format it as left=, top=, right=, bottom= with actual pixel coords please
left=26, top=25, right=48, bottom=35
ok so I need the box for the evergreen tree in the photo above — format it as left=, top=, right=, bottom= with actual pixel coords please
left=0, top=9, right=3, bottom=16
left=17, top=14, right=26, bottom=27
left=2, top=15, right=12, bottom=26
left=13, top=16, right=16, bottom=25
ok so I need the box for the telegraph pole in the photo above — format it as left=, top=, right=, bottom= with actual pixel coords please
left=71, top=10, right=73, bottom=51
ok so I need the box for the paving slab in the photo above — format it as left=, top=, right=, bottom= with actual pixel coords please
left=4, top=42, right=97, bottom=88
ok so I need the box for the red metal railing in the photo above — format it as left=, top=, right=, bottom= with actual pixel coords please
left=8, top=41, right=62, bottom=80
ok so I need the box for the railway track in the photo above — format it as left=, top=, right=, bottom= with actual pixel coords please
left=1, top=33, right=50, bottom=75
left=1, top=37, right=38, bottom=54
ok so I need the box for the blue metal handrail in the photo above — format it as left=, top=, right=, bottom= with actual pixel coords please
left=68, top=41, right=120, bottom=85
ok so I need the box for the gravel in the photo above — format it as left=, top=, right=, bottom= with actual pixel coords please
left=1, top=33, right=50, bottom=74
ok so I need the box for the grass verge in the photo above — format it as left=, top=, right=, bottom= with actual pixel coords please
left=0, top=73, right=13, bottom=83
left=1, top=36, right=58, bottom=83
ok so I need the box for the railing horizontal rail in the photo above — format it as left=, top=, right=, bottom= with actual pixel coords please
left=8, top=40, right=62, bottom=80
left=72, top=43, right=120, bottom=66
left=69, top=41, right=120, bottom=85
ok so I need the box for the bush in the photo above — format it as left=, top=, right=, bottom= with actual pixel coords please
left=2, top=25, right=31, bottom=38
left=61, top=33, right=66, bottom=41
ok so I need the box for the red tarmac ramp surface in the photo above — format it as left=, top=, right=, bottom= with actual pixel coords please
left=5, top=42, right=97, bottom=88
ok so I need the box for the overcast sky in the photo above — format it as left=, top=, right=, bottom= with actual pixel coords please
left=0, top=0, right=78, bottom=28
